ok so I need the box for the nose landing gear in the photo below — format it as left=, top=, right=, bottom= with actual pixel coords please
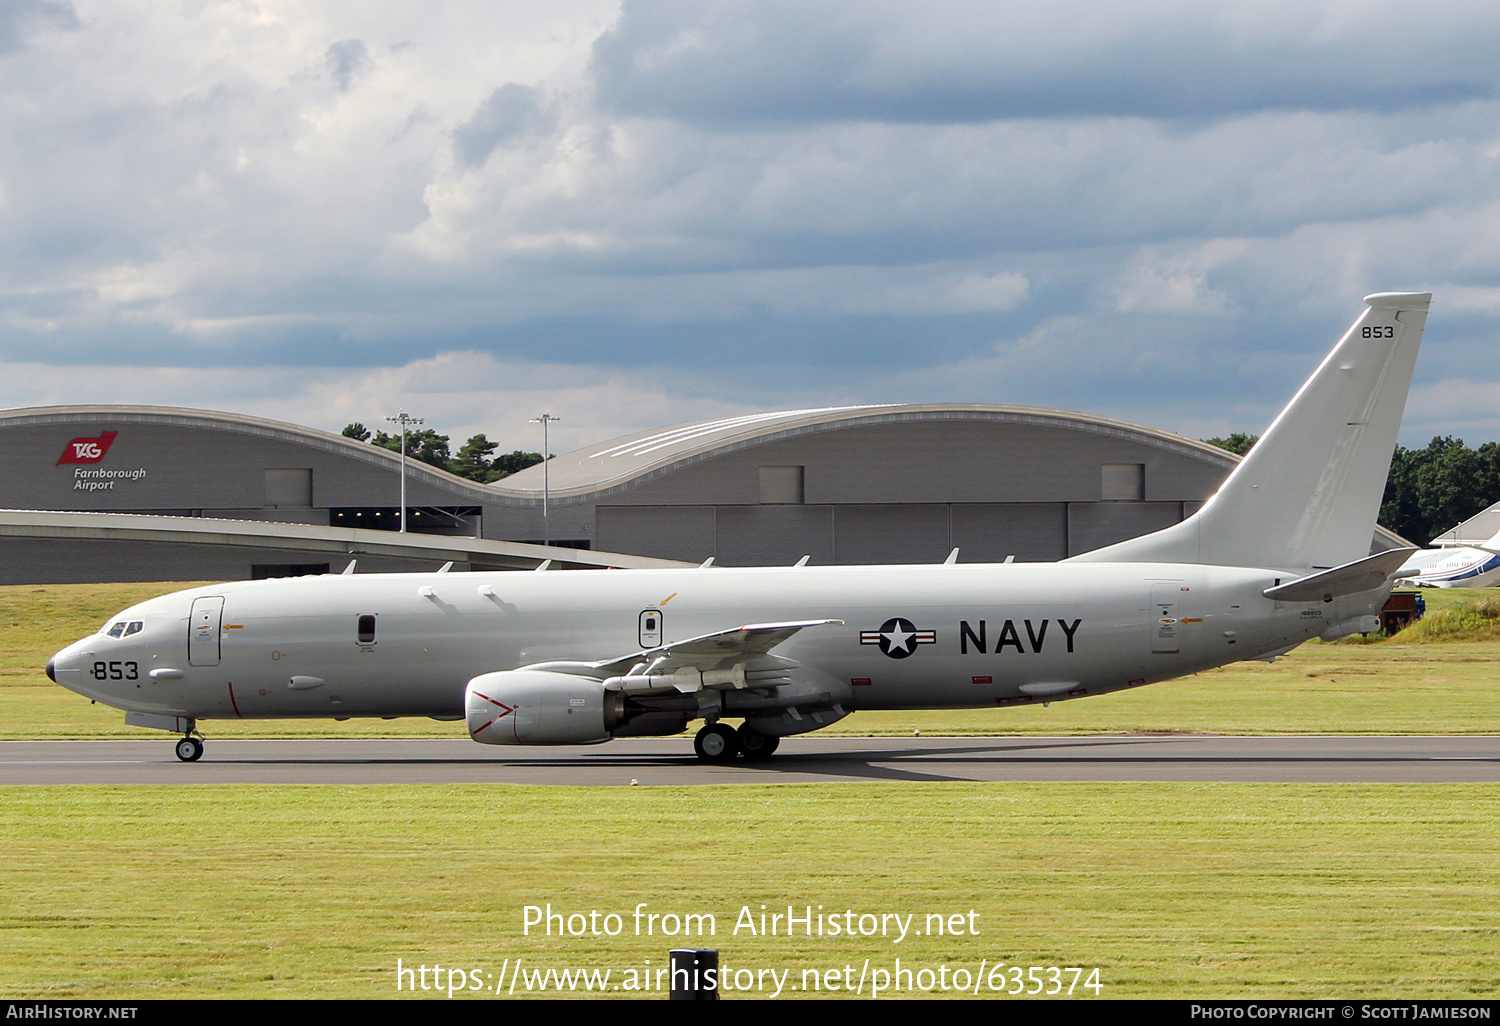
left=175, top=726, right=204, bottom=762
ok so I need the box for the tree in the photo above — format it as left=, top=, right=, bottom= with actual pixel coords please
left=493, top=450, right=545, bottom=478
left=371, top=428, right=451, bottom=470
left=347, top=421, right=544, bottom=480
left=450, top=434, right=501, bottom=482
left=1380, top=436, right=1500, bottom=544
left=1203, top=433, right=1258, bottom=457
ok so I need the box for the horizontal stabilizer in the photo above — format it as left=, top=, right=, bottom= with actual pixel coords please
left=1262, top=548, right=1416, bottom=602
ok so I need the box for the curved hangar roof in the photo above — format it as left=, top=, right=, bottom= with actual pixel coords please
left=0, top=403, right=497, bottom=503
left=0, top=400, right=1249, bottom=504
left=494, top=403, right=1241, bottom=501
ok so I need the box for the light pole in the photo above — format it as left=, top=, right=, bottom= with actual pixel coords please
left=385, top=409, right=423, bottom=534
left=530, top=412, right=559, bottom=546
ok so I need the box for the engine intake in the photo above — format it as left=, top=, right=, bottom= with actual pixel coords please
left=466, top=670, right=619, bottom=745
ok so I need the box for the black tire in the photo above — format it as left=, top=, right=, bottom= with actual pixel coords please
left=693, top=723, right=739, bottom=763
left=736, top=724, right=780, bottom=760
left=175, top=737, right=203, bottom=762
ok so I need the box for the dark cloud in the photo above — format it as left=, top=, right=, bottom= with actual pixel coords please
left=0, top=0, right=78, bottom=54
left=2, top=4, right=1499, bottom=447
left=591, top=0, right=1500, bottom=124
left=325, top=39, right=370, bottom=92
left=453, top=83, right=553, bottom=168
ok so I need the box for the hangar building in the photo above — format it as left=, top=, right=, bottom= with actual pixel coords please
left=0, top=403, right=1403, bottom=583
left=496, top=405, right=1245, bottom=563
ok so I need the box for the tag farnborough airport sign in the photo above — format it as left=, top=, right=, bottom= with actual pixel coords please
left=56, top=431, right=148, bottom=492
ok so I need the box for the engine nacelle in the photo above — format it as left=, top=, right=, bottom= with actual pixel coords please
left=466, top=670, right=618, bottom=745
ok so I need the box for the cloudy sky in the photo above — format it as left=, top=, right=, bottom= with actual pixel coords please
left=4, top=0, right=1500, bottom=455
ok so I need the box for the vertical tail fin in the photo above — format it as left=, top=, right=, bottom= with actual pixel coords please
left=1068, top=292, right=1430, bottom=570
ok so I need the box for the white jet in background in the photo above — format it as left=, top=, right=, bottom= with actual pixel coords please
left=48, top=293, right=1432, bottom=763
left=1394, top=527, right=1500, bottom=588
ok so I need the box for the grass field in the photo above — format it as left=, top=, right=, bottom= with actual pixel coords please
left=3, top=582, right=1497, bottom=1000
left=2, top=783, right=1497, bottom=999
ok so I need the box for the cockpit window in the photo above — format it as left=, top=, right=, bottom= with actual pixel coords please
left=124, top=621, right=143, bottom=637
left=106, top=622, right=126, bottom=638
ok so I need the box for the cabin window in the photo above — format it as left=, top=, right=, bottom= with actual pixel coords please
left=357, top=614, right=377, bottom=645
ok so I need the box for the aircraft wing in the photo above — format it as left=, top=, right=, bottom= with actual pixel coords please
left=520, top=619, right=843, bottom=694
left=644, top=620, right=841, bottom=664
left=1262, top=548, right=1417, bottom=602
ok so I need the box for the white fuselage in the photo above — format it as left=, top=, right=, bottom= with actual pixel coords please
left=49, top=561, right=1373, bottom=726
left=1395, top=546, right=1500, bottom=588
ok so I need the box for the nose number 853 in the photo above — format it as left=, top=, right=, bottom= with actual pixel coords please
left=92, top=661, right=139, bottom=681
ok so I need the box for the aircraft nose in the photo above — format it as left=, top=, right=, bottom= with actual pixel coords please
left=46, top=642, right=92, bottom=696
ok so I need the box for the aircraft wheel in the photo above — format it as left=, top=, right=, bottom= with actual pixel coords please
left=693, top=723, right=739, bottom=763
left=175, top=737, right=203, bottom=762
left=736, top=725, right=780, bottom=760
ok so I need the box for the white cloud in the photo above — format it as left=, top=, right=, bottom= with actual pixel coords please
left=1443, top=286, right=1500, bottom=315
left=1403, top=378, right=1500, bottom=445
left=937, top=271, right=1029, bottom=313
left=1113, top=241, right=1247, bottom=315
left=0, top=350, right=761, bottom=454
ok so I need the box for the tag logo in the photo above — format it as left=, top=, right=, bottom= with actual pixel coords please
left=57, top=431, right=118, bottom=465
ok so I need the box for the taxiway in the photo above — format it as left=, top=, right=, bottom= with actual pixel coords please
left=2, top=735, right=1496, bottom=785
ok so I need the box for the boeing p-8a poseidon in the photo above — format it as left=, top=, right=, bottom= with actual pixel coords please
left=48, top=293, right=1431, bottom=763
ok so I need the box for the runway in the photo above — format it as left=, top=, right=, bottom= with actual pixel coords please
left=2, top=735, right=1497, bottom=785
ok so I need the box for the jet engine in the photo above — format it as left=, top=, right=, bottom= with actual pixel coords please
left=465, top=670, right=620, bottom=745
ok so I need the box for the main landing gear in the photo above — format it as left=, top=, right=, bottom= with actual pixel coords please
left=692, top=722, right=781, bottom=763
left=175, top=734, right=204, bottom=762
